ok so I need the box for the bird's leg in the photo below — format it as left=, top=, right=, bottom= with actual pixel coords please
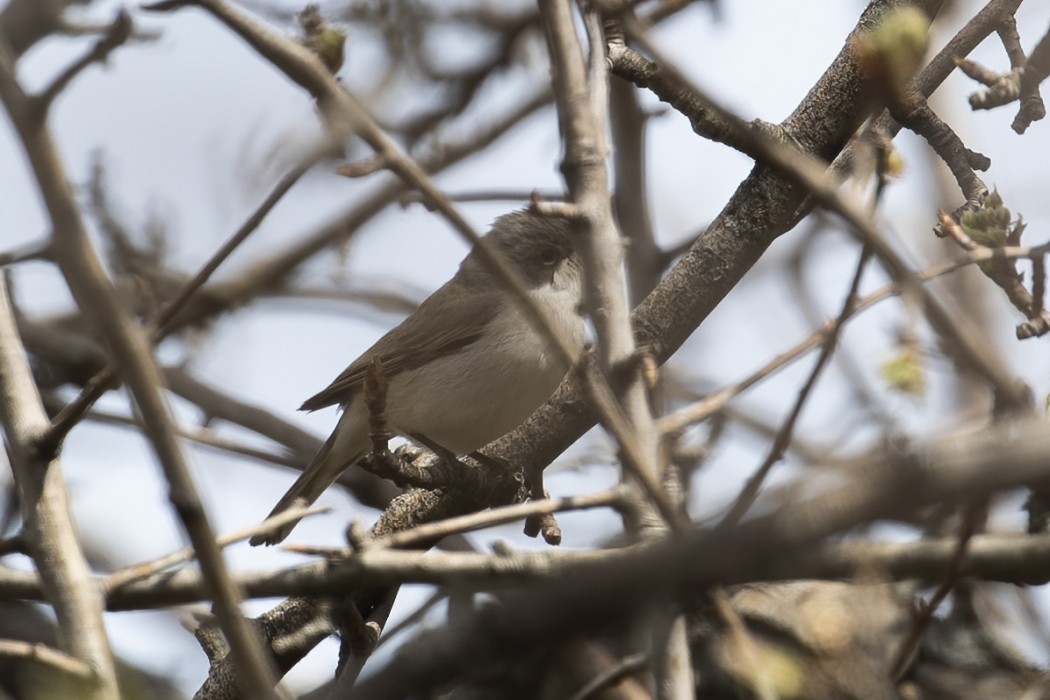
left=522, top=463, right=561, bottom=545
left=410, top=433, right=457, bottom=464
left=357, top=436, right=460, bottom=491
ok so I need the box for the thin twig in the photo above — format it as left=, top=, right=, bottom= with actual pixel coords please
left=65, top=401, right=303, bottom=469
left=0, top=239, right=52, bottom=266
left=39, top=154, right=319, bottom=458
left=539, top=0, right=680, bottom=534
left=616, top=17, right=1029, bottom=411
left=659, top=240, right=1050, bottom=435
left=0, top=639, right=93, bottom=680
left=289, top=488, right=625, bottom=555
left=0, top=43, right=280, bottom=699
left=719, top=247, right=872, bottom=528
left=105, top=504, right=330, bottom=591
left=399, top=188, right=566, bottom=206
left=890, top=508, right=981, bottom=680
left=374, top=588, right=448, bottom=650
left=570, top=651, right=648, bottom=700
left=33, top=10, right=131, bottom=115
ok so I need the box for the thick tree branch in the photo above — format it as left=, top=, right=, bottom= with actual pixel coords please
left=0, top=282, right=119, bottom=698
left=540, top=3, right=690, bottom=696
left=348, top=413, right=1050, bottom=697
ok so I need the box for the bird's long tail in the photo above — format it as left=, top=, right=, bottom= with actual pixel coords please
left=249, top=418, right=364, bottom=546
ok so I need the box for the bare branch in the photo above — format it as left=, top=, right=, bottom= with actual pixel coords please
left=33, top=10, right=131, bottom=115
left=614, top=35, right=1027, bottom=413
left=540, top=0, right=680, bottom=535
left=0, top=639, right=92, bottom=680
left=291, top=488, right=625, bottom=555
left=719, top=247, right=872, bottom=528
left=659, top=240, right=1050, bottom=436
left=105, top=504, right=329, bottom=591
left=143, top=0, right=583, bottom=376
left=0, top=239, right=52, bottom=266
left=0, top=43, right=280, bottom=699
left=540, top=2, right=690, bottom=694
left=0, top=279, right=119, bottom=698
left=39, top=151, right=321, bottom=459
left=346, top=415, right=1050, bottom=697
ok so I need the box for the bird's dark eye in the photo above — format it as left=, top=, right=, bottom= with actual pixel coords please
left=539, top=247, right=561, bottom=266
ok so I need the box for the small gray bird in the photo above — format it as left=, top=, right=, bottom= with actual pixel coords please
left=250, top=211, right=585, bottom=545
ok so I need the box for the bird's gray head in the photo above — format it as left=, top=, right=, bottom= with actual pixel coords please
left=462, top=210, right=579, bottom=289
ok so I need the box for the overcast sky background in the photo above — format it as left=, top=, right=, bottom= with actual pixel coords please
left=4, top=0, right=1050, bottom=693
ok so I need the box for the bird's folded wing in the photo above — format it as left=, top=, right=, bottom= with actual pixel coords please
left=298, top=278, right=498, bottom=411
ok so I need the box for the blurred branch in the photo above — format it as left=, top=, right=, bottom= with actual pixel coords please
left=718, top=405, right=833, bottom=466
left=105, top=503, right=329, bottom=592
left=613, top=24, right=1028, bottom=413
left=0, top=42, right=280, bottom=699
left=890, top=507, right=980, bottom=680
left=165, top=83, right=552, bottom=334
left=373, top=588, right=447, bottom=651
left=399, top=188, right=566, bottom=206
left=610, top=76, right=661, bottom=305
left=570, top=651, right=648, bottom=700
left=659, top=239, right=1050, bottom=436
left=346, top=413, right=1050, bottom=696
left=0, top=239, right=52, bottom=267
left=391, top=10, right=537, bottom=147
left=540, top=0, right=680, bottom=534
left=163, top=367, right=405, bottom=510
left=33, top=10, right=131, bottom=116
left=21, top=313, right=401, bottom=510
left=786, top=223, right=898, bottom=433
left=40, top=151, right=321, bottom=460
left=0, top=280, right=119, bottom=698
left=0, top=640, right=92, bottom=681
left=0, top=0, right=71, bottom=58
left=719, top=247, right=871, bottom=528
left=540, top=1, right=690, bottom=694
left=163, top=368, right=321, bottom=457
left=268, top=282, right=421, bottom=316
left=59, top=399, right=304, bottom=470
left=295, top=487, right=625, bottom=555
